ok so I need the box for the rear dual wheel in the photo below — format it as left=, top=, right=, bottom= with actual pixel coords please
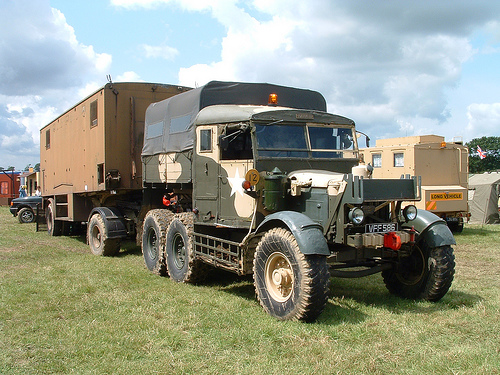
left=165, top=212, right=208, bottom=283
left=142, top=209, right=173, bottom=276
left=253, top=228, right=330, bottom=322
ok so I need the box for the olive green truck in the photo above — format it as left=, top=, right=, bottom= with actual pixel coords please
left=40, top=81, right=455, bottom=321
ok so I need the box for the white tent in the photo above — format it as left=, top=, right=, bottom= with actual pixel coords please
left=468, top=172, right=500, bottom=224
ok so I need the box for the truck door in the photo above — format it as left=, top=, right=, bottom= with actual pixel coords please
left=193, top=125, right=219, bottom=223
left=218, top=126, right=255, bottom=227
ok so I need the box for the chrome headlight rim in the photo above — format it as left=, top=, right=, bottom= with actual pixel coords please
left=348, top=207, right=365, bottom=225
left=403, top=205, right=417, bottom=221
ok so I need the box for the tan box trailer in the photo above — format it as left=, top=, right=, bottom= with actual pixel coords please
left=40, top=82, right=191, bottom=244
left=361, top=135, right=469, bottom=231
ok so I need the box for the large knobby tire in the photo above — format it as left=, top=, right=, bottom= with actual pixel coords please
left=87, top=213, right=120, bottom=256
left=46, top=199, right=62, bottom=236
left=18, top=207, right=35, bottom=224
left=141, top=209, right=173, bottom=276
left=382, top=244, right=455, bottom=301
left=253, top=228, right=330, bottom=322
left=165, top=212, right=208, bottom=283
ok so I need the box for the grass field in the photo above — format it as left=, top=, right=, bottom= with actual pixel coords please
left=1, top=206, right=499, bottom=374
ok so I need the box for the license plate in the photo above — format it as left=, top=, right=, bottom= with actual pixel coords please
left=365, top=222, right=398, bottom=233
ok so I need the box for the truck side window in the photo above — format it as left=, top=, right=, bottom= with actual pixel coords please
left=200, top=129, right=212, bottom=152
left=221, top=129, right=253, bottom=160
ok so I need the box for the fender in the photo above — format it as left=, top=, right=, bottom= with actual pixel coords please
left=402, top=209, right=456, bottom=248
left=255, top=211, right=329, bottom=255
left=88, top=207, right=127, bottom=239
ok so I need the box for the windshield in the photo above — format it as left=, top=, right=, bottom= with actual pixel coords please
left=255, top=124, right=354, bottom=158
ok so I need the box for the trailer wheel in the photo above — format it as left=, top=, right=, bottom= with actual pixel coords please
left=18, top=207, right=35, bottom=224
left=382, top=244, right=455, bottom=301
left=87, top=213, right=120, bottom=256
left=253, top=228, right=330, bottom=322
left=46, top=199, right=62, bottom=236
left=141, top=209, right=173, bottom=276
left=165, top=213, right=208, bottom=283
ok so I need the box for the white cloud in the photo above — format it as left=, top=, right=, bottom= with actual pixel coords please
left=3, top=0, right=500, bottom=169
left=466, top=103, right=500, bottom=139
left=116, top=71, right=144, bottom=82
left=142, top=44, right=179, bottom=60
left=0, top=0, right=113, bottom=169
left=111, top=0, right=500, bottom=142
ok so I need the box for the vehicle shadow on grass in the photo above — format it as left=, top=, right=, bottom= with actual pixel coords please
left=326, top=275, right=483, bottom=319
left=67, top=235, right=143, bottom=257
left=116, top=240, right=142, bottom=257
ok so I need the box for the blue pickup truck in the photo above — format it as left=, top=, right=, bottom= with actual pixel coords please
left=10, top=196, right=42, bottom=223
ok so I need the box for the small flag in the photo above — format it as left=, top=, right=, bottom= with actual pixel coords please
left=477, top=145, right=486, bottom=159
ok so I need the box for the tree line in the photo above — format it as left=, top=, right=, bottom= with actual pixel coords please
left=466, top=136, right=500, bottom=174
left=0, top=163, right=40, bottom=172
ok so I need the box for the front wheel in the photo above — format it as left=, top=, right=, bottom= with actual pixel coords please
left=253, top=228, right=330, bottom=322
left=18, top=207, right=35, bottom=223
left=382, top=244, right=455, bottom=301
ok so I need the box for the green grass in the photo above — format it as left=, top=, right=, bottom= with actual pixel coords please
left=1, top=206, right=499, bottom=374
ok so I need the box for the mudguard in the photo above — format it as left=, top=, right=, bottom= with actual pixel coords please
left=402, top=209, right=456, bottom=248
left=255, top=211, right=330, bottom=255
left=88, top=207, right=127, bottom=239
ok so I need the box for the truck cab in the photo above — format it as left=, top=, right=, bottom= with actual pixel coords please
left=140, top=81, right=456, bottom=322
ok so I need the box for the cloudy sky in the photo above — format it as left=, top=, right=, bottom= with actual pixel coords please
left=1, top=0, right=499, bottom=170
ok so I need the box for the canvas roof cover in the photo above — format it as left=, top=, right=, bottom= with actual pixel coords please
left=142, top=81, right=327, bottom=156
left=468, top=172, right=500, bottom=224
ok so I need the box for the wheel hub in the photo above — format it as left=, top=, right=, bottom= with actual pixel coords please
left=265, top=252, right=294, bottom=302
left=272, top=268, right=292, bottom=288
left=172, top=233, right=186, bottom=269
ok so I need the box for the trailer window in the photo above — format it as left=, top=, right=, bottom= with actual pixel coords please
left=97, top=164, right=104, bottom=184
left=90, top=100, right=98, bottom=127
left=45, top=130, right=50, bottom=149
left=372, top=154, right=381, bottom=168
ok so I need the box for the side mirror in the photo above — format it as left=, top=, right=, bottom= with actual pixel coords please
left=356, top=131, right=370, bottom=148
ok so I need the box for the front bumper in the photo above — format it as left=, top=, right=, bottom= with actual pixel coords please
left=346, top=230, right=412, bottom=249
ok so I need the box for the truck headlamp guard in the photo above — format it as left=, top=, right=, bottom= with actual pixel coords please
left=348, top=207, right=364, bottom=225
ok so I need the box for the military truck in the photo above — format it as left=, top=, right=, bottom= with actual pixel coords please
left=139, top=81, right=456, bottom=322
left=40, top=82, right=191, bottom=246
left=361, top=135, right=469, bottom=232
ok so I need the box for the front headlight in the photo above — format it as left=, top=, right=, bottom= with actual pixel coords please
left=403, top=205, right=417, bottom=221
left=348, top=207, right=365, bottom=225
